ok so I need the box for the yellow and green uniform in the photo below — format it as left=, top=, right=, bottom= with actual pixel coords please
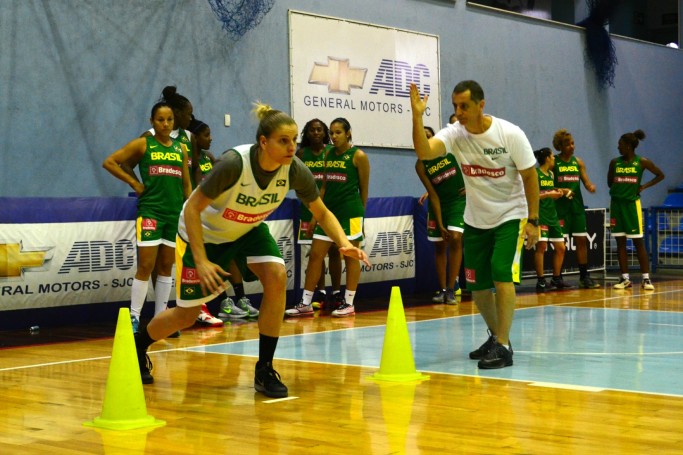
left=609, top=155, right=644, bottom=237
left=537, top=168, right=563, bottom=241
left=150, top=127, right=194, bottom=187
left=135, top=136, right=185, bottom=245
left=297, top=145, right=330, bottom=243
left=553, top=154, right=587, bottom=235
left=421, top=152, right=466, bottom=240
left=191, top=150, right=214, bottom=189
left=314, top=146, right=364, bottom=241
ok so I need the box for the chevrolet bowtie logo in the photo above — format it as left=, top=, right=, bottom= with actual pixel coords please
left=0, top=242, right=52, bottom=278
left=309, top=57, right=367, bottom=94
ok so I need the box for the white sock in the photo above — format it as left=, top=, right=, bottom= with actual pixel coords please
left=642, top=273, right=650, bottom=280
left=622, top=273, right=630, bottom=281
left=130, top=278, right=149, bottom=319
left=344, top=289, right=356, bottom=306
left=154, top=275, right=173, bottom=315
left=302, top=290, right=314, bottom=305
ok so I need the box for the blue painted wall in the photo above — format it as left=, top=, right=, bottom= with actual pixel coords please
left=1, top=0, right=681, bottom=209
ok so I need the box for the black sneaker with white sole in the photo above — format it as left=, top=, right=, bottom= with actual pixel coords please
left=254, top=362, right=288, bottom=398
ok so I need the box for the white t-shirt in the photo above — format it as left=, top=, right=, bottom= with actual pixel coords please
left=434, top=115, right=535, bottom=229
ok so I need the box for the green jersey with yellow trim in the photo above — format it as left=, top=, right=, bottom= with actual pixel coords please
left=553, top=154, right=584, bottom=212
left=137, top=136, right=185, bottom=220
left=298, top=145, right=331, bottom=221
left=537, top=167, right=559, bottom=224
left=191, top=150, right=214, bottom=189
left=421, top=152, right=465, bottom=209
left=322, top=146, right=364, bottom=220
left=610, top=155, right=643, bottom=201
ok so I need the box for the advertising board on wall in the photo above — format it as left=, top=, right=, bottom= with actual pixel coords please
left=289, top=10, right=441, bottom=148
left=0, top=219, right=295, bottom=311
left=298, top=214, right=415, bottom=289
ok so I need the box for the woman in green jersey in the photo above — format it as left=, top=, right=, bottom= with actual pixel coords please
left=287, top=118, right=370, bottom=318
left=295, top=119, right=342, bottom=310
left=552, top=129, right=600, bottom=289
left=533, top=148, right=571, bottom=292
left=608, top=130, right=664, bottom=291
left=188, top=119, right=216, bottom=185
left=417, top=125, right=466, bottom=304
left=187, top=119, right=227, bottom=326
left=102, top=102, right=192, bottom=332
left=121, top=86, right=199, bottom=331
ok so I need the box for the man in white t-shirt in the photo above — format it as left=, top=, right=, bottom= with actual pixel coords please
left=410, top=80, right=539, bottom=369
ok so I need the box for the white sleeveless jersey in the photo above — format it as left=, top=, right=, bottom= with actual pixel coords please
left=178, top=144, right=290, bottom=243
left=435, top=116, right=535, bottom=229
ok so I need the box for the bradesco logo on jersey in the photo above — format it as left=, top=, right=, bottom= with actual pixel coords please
left=227, top=189, right=281, bottom=223
left=462, top=164, right=506, bottom=178
left=181, top=267, right=201, bottom=285
left=614, top=176, right=638, bottom=184
left=305, top=56, right=432, bottom=113
left=149, top=164, right=182, bottom=178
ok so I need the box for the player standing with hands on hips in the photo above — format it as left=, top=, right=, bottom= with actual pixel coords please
left=410, top=81, right=539, bottom=369
left=608, top=129, right=664, bottom=290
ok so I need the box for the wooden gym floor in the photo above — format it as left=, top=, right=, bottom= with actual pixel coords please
left=0, top=274, right=682, bottom=454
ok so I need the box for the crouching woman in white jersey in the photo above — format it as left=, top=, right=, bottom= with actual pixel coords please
left=134, top=103, right=370, bottom=398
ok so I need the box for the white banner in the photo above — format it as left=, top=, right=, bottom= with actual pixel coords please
left=298, top=215, right=415, bottom=288
left=361, top=215, right=415, bottom=282
left=0, top=219, right=294, bottom=311
left=289, top=11, right=441, bottom=148
left=0, top=221, right=137, bottom=310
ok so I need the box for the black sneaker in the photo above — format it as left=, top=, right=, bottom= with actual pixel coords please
left=551, top=277, right=574, bottom=289
left=536, top=278, right=548, bottom=293
left=578, top=276, right=600, bottom=289
left=254, top=362, right=288, bottom=398
left=140, top=353, right=154, bottom=384
left=134, top=333, right=154, bottom=384
left=469, top=330, right=497, bottom=360
left=477, top=341, right=513, bottom=369
left=330, top=292, right=345, bottom=312
left=432, top=289, right=447, bottom=303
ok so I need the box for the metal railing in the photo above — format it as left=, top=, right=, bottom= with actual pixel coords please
left=651, top=207, right=683, bottom=271
left=605, top=207, right=683, bottom=273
